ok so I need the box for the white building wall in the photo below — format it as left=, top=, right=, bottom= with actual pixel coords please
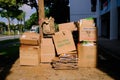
left=117, top=0, right=120, bottom=7
left=69, top=0, right=119, bottom=39
left=69, top=0, right=97, bottom=22
left=110, top=0, right=118, bottom=40
left=69, top=0, right=101, bottom=36
left=96, top=0, right=101, bottom=36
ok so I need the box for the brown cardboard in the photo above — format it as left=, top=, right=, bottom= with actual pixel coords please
left=42, top=17, right=55, bottom=35
left=53, top=31, right=76, bottom=55
left=51, top=57, right=78, bottom=70
left=20, top=32, right=40, bottom=45
left=58, top=22, right=77, bottom=31
left=79, top=26, right=97, bottom=41
left=41, top=54, right=55, bottom=63
left=79, top=19, right=94, bottom=27
left=19, top=45, right=40, bottom=66
left=77, top=43, right=97, bottom=67
left=79, top=19, right=97, bottom=41
left=40, top=38, right=55, bottom=62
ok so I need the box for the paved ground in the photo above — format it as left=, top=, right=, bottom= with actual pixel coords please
left=0, top=35, right=20, bottom=41
left=0, top=37, right=120, bottom=80
left=98, top=38, right=120, bottom=60
left=1, top=52, right=119, bottom=80
left=5, top=59, right=114, bottom=80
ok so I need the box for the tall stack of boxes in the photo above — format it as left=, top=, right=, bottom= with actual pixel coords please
left=19, top=32, right=40, bottom=65
left=19, top=17, right=97, bottom=68
left=51, top=22, right=78, bottom=69
left=77, top=18, right=97, bottom=68
left=40, top=17, right=56, bottom=63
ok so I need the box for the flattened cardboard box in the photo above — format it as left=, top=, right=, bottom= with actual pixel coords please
left=53, top=31, right=76, bottom=55
left=77, top=43, right=97, bottom=67
left=58, top=22, right=77, bottom=31
left=40, top=38, right=55, bottom=62
left=20, top=45, right=40, bottom=66
left=20, top=32, right=40, bottom=45
left=51, top=57, right=78, bottom=70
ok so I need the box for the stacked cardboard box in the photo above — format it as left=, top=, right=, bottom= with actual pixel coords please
left=50, top=23, right=78, bottom=70
left=40, top=17, right=97, bottom=68
left=19, top=32, right=40, bottom=66
left=53, top=30, right=76, bottom=54
left=39, top=17, right=56, bottom=63
left=58, top=22, right=78, bottom=32
left=40, top=38, right=55, bottom=63
left=51, top=52, right=78, bottom=70
left=77, top=18, right=97, bottom=68
left=77, top=43, right=97, bottom=67
left=20, top=32, right=40, bottom=45
left=19, top=17, right=97, bottom=68
left=79, top=18, right=97, bottom=41
left=39, top=19, right=78, bottom=69
left=41, top=17, right=55, bottom=38
left=19, top=45, right=40, bottom=65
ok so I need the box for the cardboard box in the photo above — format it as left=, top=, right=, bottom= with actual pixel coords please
left=19, top=45, right=40, bottom=66
left=79, top=26, right=97, bottom=41
left=58, top=22, right=77, bottom=31
left=20, top=32, right=40, bottom=45
left=42, top=17, right=55, bottom=35
left=53, top=31, right=76, bottom=55
left=41, top=54, right=55, bottom=63
left=79, top=18, right=97, bottom=41
left=79, top=19, right=95, bottom=27
left=40, top=38, right=55, bottom=62
left=77, top=43, right=97, bottom=67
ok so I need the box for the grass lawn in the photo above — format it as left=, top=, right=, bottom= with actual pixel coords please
left=0, top=39, right=19, bottom=45
left=0, top=44, right=19, bottom=57
left=0, top=39, right=20, bottom=80
left=0, top=39, right=20, bottom=58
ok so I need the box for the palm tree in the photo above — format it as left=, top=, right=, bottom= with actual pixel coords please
left=16, top=11, right=25, bottom=32
left=1, top=10, right=12, bottom=35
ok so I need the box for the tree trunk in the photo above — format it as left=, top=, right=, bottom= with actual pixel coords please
left=7, top=17, right=11, bottom=35
left=38, top=0, right=45, bottom=20
left=38, top=0, right=45, bottom=38
left=20, top=20, right=23, bottom=32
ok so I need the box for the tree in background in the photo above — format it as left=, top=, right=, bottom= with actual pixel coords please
left=44, top=0, right=70, bottom=24
left=17, top=0, right=70, bottom=24
left=1, top=10, right=15, bottom=35
left=0, top=0, right=70, bottom=34
left=16, top=0, right=38, bottom=20
left=0, top=0, right=23, bottom=35
left=25, top=12, right=38, bottom=30
left=0, top=22, right=7, bottom=34
left=16, top=11, right=25, bottom=32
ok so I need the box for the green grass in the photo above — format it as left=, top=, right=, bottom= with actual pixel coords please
left=0, top=39, right=19, bottom=45
left=0, top=44, right=19, bottom=56
left=0, top=39, right=20, bottom=58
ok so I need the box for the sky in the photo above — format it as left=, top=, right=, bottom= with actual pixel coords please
left=0, top=4, right=36, bottom=25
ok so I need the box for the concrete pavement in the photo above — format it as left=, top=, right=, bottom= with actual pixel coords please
left=0, top=35, right=20, bottom=41
left=98, top=37, right=120, bottom=60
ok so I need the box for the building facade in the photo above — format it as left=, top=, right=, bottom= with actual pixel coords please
left=69, top=0, right=120, bottom=40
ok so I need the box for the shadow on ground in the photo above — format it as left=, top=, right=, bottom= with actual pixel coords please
left=0, top=42, right=120, bottom=80
left=0, top=41, right=19, bottom=80
left=0, top=55, right=19, bottom=80
left=97, top=47, right=120, bottom=80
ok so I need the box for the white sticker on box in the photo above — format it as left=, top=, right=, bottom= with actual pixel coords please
left=22, top=35, right=26, bottom=38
